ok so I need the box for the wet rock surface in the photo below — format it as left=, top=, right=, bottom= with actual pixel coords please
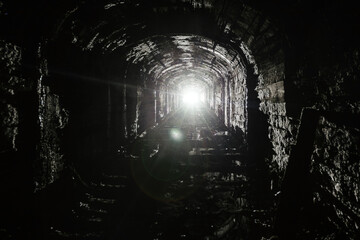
left=0, top=40, right=23, bottom=153
left=309, top=116, right=360, bottom=238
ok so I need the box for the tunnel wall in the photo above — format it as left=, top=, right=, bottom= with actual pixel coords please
left=228, top=63, right=247, bottom=135
left=230, top=3, right=360, bottom=235
left=0, top=39, right=68, bottom=192
left=229, top=7, right=294, bottom=188
left=0, top=40, right=22, bottom=154
left=277, top=3, right=360, bottom=236
left=158, top=83, right=166, bottom=119
left=291, top=47, right=360, bottom=237
left=36, top=45, right=68, bottom=190
left=312, top=116, right=360, bottom=237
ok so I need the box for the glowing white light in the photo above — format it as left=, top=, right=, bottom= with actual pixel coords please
left=170, top=128, right=183, bottom=141
left=181, top=87, right=204, bottom=107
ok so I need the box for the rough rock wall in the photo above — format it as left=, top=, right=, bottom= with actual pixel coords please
left=0, top=40, right=24, bottom=153
left=256, top=44, right=360, bottom=237
left=0, top=39, right=68, bottom=191
left=35, top=47, right=68, bottom=190
left=230, top=5, right=360, bottom=235
left=316, top=49, right=360, bottom=114
left=254, top=57, right=296, bottom=189
left=290, top=49, right=360, bottom=115
left=158, top=84, right=166, bottom=119
left=233, top=8, right=294, bottom=184
left=311, top=117, right=360, bottom=238
left=229, top=63, right=247, bottom=135
left=259, top=101, right=298, bottom=171
left=298, top=48, right=360, bottom=237
left=214, top=83, right=223, bottom=120
left=281, top=4, right=360, bottom=232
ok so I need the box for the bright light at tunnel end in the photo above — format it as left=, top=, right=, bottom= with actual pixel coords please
left=181, top=87, right=205, bottom=107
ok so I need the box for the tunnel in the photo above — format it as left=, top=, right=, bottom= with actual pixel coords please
left=1, top=0, right=360, bottom=239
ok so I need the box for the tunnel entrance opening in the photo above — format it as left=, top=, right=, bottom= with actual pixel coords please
left=178, top=79, right=207, bottom=108
left=180, top=85, right=205, bottom=107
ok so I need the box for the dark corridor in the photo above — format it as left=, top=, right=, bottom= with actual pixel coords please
left=34, top=106, right=271, bottom=240
left=1, top=0, right=360, bottom=240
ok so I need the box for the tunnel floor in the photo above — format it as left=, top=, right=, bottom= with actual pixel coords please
left=36, top=106, right=274, bottom=240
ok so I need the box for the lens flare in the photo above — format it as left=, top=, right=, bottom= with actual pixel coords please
left=170, top=128, right=183, bottom=141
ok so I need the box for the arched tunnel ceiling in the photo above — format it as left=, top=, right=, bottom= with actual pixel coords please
left=125, top=34, right=246, bottom=88
left=52, top=0, right=282, bottom=89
